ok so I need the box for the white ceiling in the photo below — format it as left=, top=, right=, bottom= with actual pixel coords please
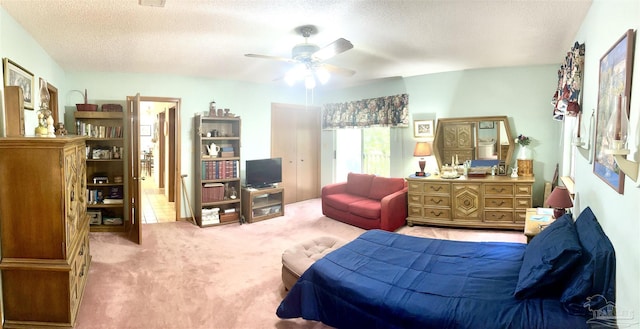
left=1, top=0, right=592, bottom=89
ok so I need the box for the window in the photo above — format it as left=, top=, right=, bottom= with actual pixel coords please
left=335, top=127, right=390, bottom=181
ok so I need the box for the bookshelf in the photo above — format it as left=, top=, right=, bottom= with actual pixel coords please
left=74, top=109, right=127, bottom=232
left=194, top=114, right=241, bottom=227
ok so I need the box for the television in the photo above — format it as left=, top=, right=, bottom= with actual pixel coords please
left=245, top=157, right=282, bottom=188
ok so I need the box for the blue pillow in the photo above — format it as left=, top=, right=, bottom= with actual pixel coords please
left=514, top=214, right=583, bottom=299
left=560, top=207, right=616, bottom=315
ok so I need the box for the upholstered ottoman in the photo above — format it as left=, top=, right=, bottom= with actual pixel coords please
left=281, top=236, right=347, bottom=290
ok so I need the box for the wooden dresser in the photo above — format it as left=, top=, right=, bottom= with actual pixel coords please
left=0, top=136, right=90, bottom=328
left=406, top=175, right=534, bottom=230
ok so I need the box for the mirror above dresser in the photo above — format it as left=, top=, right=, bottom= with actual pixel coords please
left=432, top=116, right=514, bottom=171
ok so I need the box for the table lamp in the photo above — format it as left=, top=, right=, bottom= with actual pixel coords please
left=413, top=142, right=432, bottom=176
left=546, top=186, right=573, bottom=218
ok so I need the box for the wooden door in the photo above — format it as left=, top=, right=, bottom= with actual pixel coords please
left=296, top=106, right=320, bottom=201
left=127, top=94, right=142, bottom=244
left=271, top=103, right=320, bottom=204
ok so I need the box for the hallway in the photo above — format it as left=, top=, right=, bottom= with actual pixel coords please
left=141, top=176, right=175, bottom=224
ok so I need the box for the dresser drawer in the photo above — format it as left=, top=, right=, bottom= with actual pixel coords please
left=424, top=183, right=450, bottom=195
left=423, top=207, right=451, bottom=220
left=515, top=184, right=532, bottom=195
left=484, top=184, right=514, bottom=196
left=515, top=197, right=532, bottom=209
left=484, top=211, right=514, bottom=222
left=408, top=205, right=423, bottom=217
left=408, top=193, right=423, bottom=204
left=423, top=195, right=451, bottom=207
left=514, top=210, right=527, bottom=223
left=484, top=197, right=514, bottom=209
left=408, top=181, right=424, bottom=193
left=70, top=233, right=90, bottom=320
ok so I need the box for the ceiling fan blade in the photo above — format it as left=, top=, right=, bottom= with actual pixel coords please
left=312, top=38, right=353, bottom=61
left=244, top=53, right=296, bottom=63
left=320, top=63, right=356, bottom=77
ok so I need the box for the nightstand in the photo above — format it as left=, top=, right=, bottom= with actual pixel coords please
left=524, top=208, right=555, bottom=243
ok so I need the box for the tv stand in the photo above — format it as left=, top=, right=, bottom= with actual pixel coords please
left=241, top=186, right=284, bottom=223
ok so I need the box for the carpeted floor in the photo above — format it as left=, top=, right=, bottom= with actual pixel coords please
left=75, top=198, right=525, bottom=329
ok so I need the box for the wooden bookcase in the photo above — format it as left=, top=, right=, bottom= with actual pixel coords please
left=194, top=114, right=241, bottom=227
left=241, top=186, right=285, bottom=223
left=74, top=109, right=128, bottom=232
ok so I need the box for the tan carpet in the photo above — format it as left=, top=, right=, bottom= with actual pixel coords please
left=75, top=198, right=525, bottom=329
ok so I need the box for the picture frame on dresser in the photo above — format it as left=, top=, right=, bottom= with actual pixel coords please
left=593, top=29, right=635, bottom=194
left=497, top=161, right=507, bottom=175
left=2, top=58, right=34, bottom=110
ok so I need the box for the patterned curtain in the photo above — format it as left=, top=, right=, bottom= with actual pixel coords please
left=322, top=94, right=410, bottom=129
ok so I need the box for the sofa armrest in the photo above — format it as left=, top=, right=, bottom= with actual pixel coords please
left=322, top=182, right=348, bottom=197
left=379, top=186, right=408, bottom=232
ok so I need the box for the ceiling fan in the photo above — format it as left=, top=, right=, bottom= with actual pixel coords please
left=245, top=25, right=355, bottom=89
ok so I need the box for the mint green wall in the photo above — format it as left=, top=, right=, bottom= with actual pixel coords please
left=0, top=8, right=66, bottom=131
left=320, top=66, right=561, bottom=207
left=2, top=1, right=639, bottom=322
left=569, top=0, right=640, bottom=322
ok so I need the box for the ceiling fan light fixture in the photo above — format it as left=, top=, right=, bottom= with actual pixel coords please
left=316, top=67, right=330, bottom=85
left=305, top=76, right=316, bottom=90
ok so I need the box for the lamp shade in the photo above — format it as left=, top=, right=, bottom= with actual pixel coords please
left=413, top=142, right=432, bottom=157
left=546, top=186, right=573, bottom=218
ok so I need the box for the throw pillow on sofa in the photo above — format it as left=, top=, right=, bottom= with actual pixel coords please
left=346, top=173, right=375, bottom=197
left=367, top=176, right=405, bottom=200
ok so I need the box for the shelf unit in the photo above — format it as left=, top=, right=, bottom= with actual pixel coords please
left=194, top=114, right=241, bottom=227
left=241, top=186, right=285, bottom=223
left=74, top=110, right=128, bottom=232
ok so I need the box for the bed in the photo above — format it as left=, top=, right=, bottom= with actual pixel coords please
left=277, top=207, right=615, bottom=329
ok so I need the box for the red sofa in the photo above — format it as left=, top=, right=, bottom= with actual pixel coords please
left=321, top=173, right=408, bottom=232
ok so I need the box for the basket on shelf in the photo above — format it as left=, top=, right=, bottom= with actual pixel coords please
left=76, top=89, right=98, bottom=111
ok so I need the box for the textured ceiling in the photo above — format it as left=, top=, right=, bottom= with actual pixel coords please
left=1, top=0, right=592, bottom=89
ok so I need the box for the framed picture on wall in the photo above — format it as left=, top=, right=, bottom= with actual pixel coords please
left=3, top=58, right=34, bottom=110
left=593, top=29, right=635, bottom=194
left=414, top=120, right=434, bottom=138
left=140, top=125, right=152, bottom=136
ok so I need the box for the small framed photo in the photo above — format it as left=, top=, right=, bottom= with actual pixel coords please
left=497, top=161, right=507, bottom=176
left=414, top=120, right=434, bottom=138
left=479, top=121, right=495, bottom=129
left=87, top=210, right=102, bottom=225
left=3, top=58, right=34, bottom=110
left=140, top=125, right=152, bottom=136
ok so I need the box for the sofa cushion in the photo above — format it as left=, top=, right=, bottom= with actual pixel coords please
left=346, top=173, right=375, bottom=198
left=349, top=199, right=382, bottom=219
left=367, top=176, right=405, bottom=200
left=324, top=193, right=368, bottom=212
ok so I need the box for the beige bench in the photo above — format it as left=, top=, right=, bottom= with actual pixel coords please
left=281, top=236, right=347, bottom=291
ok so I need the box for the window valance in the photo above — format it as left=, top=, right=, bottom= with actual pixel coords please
left=322, top=94, right=409, bottom=129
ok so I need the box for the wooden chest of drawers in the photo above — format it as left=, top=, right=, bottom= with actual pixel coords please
left=0, top=136, right=90, bottom=328
left=407, top=175, right=534, bottom=230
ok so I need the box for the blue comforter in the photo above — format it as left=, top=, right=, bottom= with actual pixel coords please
left=277, top=230, right=589, bottom=329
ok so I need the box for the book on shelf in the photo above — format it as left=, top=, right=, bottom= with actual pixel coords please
left=103, top=198, right=123, bottom=204
left=201, top=160, right=239, bottom=179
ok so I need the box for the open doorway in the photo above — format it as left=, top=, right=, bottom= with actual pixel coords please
left=137, top=98, right=181, bottom=224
